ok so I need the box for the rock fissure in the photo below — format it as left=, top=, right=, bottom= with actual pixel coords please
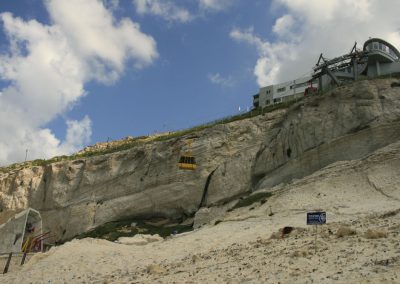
left=74, top=160, right=87, bottom=192
left=198, top=168, right=218, bottom=209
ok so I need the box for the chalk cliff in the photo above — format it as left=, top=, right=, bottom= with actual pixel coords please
left=0, top=78, right=399, bottom=241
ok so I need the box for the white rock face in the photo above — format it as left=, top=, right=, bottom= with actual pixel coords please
left=252, top=79, right=400, bottom=189
left=0, top=78, right=400, bottom=242
left=0, top=109, right=282, bottom=241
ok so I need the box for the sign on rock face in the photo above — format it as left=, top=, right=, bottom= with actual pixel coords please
left=307, top=211, right=326, bottom=225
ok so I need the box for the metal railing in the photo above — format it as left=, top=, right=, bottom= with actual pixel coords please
left=1, top=231, right=53, bottom=274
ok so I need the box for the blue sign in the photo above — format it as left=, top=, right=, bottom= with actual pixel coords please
left=307, top=212, right=326, bottom=225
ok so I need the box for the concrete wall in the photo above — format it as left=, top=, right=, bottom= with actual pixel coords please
left=320, top=60, right=400, bottom=91
left=0, top=211, right=27, bottom=254
left=368, top=61, right=400, bottom=78
left=258, top=85, right=273, bottom=107
left=0, top=209, right=42, bottom=254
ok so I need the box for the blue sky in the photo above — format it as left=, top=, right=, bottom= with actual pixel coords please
left=0, top=0, right=399, bottom=165
left=61, top=0, right=272, bottom=140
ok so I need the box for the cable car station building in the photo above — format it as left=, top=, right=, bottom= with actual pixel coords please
left=253, top=38, right=400, bottom=108
left=253, top=76, right=316, bottom=108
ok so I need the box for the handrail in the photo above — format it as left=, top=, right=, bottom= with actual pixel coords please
left=22, top=231, right=51, bottom=253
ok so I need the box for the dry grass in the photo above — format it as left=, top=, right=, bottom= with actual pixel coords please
left=363, top=228, right=388, bottom=239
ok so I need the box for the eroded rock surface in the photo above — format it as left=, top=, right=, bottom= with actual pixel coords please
left=253, top=79, right=400, bottom=189
left=0, top=109, right=283, bottom=240
left=1, top=78, right=400, bottom=241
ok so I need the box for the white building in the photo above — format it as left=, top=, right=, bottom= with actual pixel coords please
left=253, top=76, right=316, bottom=108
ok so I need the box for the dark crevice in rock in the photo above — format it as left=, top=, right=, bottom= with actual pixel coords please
left=347, top=124, right=370, bottom=134
left=286, top=148, right=292, bottom=158
left=198, top=168, right=218, bottom=209
left=42, top=167, right=52, bottom=203
left=74, top=161, right=87, bottom=192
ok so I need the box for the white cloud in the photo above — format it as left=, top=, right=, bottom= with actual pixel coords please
left=199, top=0, right=233, bottom=11
left=132, top=0, right=234, bottom=22
left=272, top=14, right=294, bottom=37
left=60, top=116, right=92, bottom=154
left=230, top=27, right=295, bottom=86
left=231, top=0, right=400, bottom=87
left=133, top=0, right=192, bottom=23
left=208, top=73, right=234, bottom=87
left=0, top=0, right=158, bottom=165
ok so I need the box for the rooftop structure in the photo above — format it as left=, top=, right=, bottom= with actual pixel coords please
left=253, top=38, right=400, bottom=108
left=313, top=38, right=400, bottom=91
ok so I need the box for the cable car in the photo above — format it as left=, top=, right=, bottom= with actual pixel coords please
left=178, top=155, right=197, bottom=170
left=178, top=139, right=197, bottom=170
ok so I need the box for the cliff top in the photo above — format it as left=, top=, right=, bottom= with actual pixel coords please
left=0, top=99, right=296, bottom=174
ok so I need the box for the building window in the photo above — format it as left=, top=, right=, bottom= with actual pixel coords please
left=266, top=99, right=270, bottom=105
left=389, top=48, right=398, bottom=59
left=294, top=82, right=308, bottom=88
left=277, top=87, right=286, bottom=93
left=266, top=90, right=271, bottom=94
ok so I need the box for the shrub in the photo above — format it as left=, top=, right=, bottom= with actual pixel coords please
left=336, top=226, right=357, bottom=238
left=363, top=228, right=388, bottom=239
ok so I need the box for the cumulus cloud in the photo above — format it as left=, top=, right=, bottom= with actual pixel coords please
left=208, top=73, right=234, bottom=87
left=132, top=0, right=234, bottom=22
left=272, top=14, right=295, bottom=38
left=199, top=0, right=233, bottom=11
left=231, top=0, right=400, bottom=87
left=230, top=27, right=295, bottom=86
left=0, top=0, right=158, bottom=165
left=133, top=0, right=192, bottom=23
left=60, top=116, right=92, bottom=154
